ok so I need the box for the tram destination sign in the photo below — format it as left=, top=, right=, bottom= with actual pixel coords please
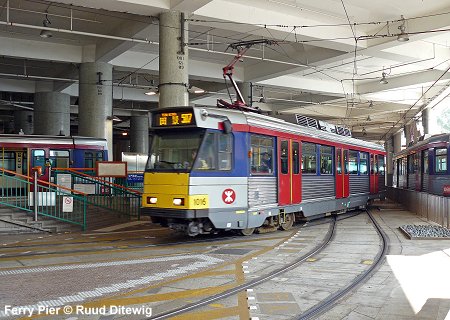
left=153, top=110, right=196, bottom=127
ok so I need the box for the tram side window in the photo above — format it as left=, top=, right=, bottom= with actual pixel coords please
left=32, top=150, right=45, bottom=173
left=435, top=148, right=447, bottom=173
left=250, top=135, right=274, bottom=174
left=399, top=157, right=407, bottom=175
left=280, top=141, right=288, bottom=174
left=0, top=152, right=16, bottom=174
left=348, top=150, right=358, bottom=174
left=96, top=151, right=104, bottom=163
left=302, top=143, right=316, bottom=174
left=423, top=151, right=429, bottom=174
left=194, top=133, right=217, bottom=170
left=408, top=154, right=415, bottom=174
left=320, top=145, right=333, bottom=174
left=292, top=142, right=300, bottom=174
left=50, top=150, right=70, bottom=168
left=85, top=152, right=94, bottom=168
left=218, top=133, right=232, bottom=171
left=377, top=156, right=385, bottom=175
left=336, top=150, right=342, bottom=174
left=359, top=152, right=368, bottom=175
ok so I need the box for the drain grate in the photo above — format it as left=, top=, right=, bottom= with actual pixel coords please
left=210, top=248, right=252, bottom=255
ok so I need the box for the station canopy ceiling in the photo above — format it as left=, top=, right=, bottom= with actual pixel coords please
left=1, top=0, right=450, bottom=142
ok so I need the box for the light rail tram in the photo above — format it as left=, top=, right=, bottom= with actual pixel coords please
left=141, top=106, right=386, bottom=236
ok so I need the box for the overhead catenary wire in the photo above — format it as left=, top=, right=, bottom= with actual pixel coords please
left=378, top=64, right=450, bottom=143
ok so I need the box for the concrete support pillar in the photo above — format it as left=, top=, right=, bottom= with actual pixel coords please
left=130, top=113, right=149, bottom=154
left=422, top=108, right=430, bottom=134
left=79, top=62, right=113, bottom=160
left=14, top=111, right=34, bottom=134
left=159, top=11, right=189, bottom=108
left=34, top=92, right=70, bottom=136
left=238, top=82, right=252, bottom=106
left=393, top=132, right=402, bottom=153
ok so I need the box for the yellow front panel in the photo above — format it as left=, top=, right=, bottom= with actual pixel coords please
left=142, top=172, right=208, bottom=209
left=144, top=172, right=189, bottom=186
left=143, top=184, right=188, bottom=195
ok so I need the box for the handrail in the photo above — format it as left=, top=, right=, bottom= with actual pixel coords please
left=1, top=168, right=87, bottom=196
left=53, top=167, right=141, bottom=195
left=0, top=168, right=32, bottom=181
left=0, top=167, right=88, bottom=230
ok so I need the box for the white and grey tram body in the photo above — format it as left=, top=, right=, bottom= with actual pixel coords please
left=141, top=107, right=386, bottom=236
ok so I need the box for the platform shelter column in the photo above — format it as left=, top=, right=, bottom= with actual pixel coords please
left=78, top=62, right=113, bottom=160
left=34, top=81, right=70, bottom=136
left=130, top=112, right=149, bottom=154
left=159, top=11, right=189, bottom=108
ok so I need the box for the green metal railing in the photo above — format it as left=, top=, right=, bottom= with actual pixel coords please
left=0, top=168, right=88, bottom=230
left=52, top=169, right=141, bottom=219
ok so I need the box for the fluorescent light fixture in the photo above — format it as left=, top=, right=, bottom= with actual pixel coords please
left=188, top=85, right=205, bottom=94
left=40, top=15, right=52, bottom=38
left=144, top=88, right=158, bottom=96
left=379, top=72, right=388, bottom=84
left=107, top=115, right=121, bottom=121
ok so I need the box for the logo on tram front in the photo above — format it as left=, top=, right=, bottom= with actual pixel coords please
left=222, top=189, right=236, bottom=204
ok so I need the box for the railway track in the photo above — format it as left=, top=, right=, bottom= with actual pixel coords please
left=148, top=215, right=337, bottom=320
left=148, top=208, right=389, bottom=320
left=296, top=208, right=389, bottom=319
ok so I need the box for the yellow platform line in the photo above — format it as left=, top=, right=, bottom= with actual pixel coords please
left=73, top=229, right=298, bottom=320
left=18, top=230, right=298, bottom=320
left=17, top=285, right=237, bottom=320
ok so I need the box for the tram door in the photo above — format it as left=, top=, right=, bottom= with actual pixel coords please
left=278, top=139, right=301, bottom=205
left=335, top=148, right=349, bottom=198
left=370, top=154, right=379, bottom=194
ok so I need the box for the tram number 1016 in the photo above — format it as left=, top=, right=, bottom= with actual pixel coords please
left=191, top=196, right=208, bottom=208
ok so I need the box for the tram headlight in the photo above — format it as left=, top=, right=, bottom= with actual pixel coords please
left=147, top=197, right=157, bottom=204
left=173, top=198, right=185, bottom=206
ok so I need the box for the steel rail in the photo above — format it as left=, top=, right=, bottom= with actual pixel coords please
left=149, top=215, right=337, bottom=320
left=296, top=208, right=390, bottom=319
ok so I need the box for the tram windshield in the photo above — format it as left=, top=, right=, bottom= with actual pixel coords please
left=146, top=130, right=205, bottom=171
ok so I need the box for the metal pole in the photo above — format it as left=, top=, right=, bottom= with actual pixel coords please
left=34, top=170, right=38, bottom=221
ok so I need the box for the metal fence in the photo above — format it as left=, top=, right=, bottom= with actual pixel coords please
left=0, top=168, right=87, bottom=230
left=52, top=169, right=141, bottom=219
left=387, top=187, right=450, bottom=228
